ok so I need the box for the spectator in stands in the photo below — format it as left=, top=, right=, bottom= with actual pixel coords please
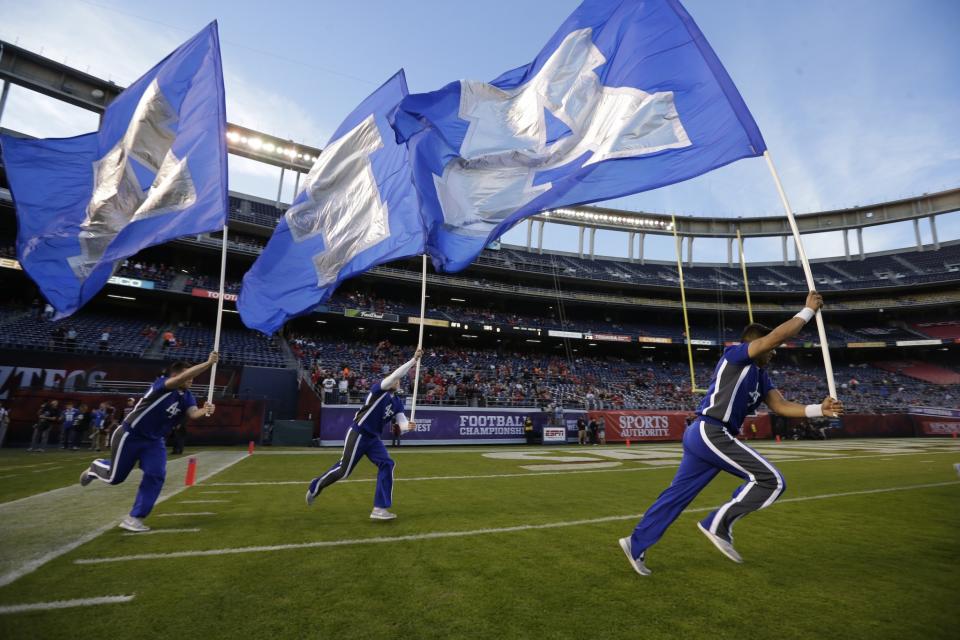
left=100, top=328, right=111, bottom=352
left=43, top=303, right=54, bottom=320
left=65, top=326, right=77, bottom=351
left=60, top=401, right=79, bottom=450
left=50, top=324, right=65, bottom=348
left=321, top=374, right=336, bottom=404
left=162, top=330, right=176, bottom=348
left=338, top=377, right=349, bottom=403
left=28, top=399, right=60, bottom=452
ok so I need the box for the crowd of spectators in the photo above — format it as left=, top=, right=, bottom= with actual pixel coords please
left=291, top=335, right=959, bottom=413
left=114, top=260, right=177, bottom=289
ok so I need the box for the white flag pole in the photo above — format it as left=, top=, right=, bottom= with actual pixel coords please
left=763, top=151, right=838, bottom=399
left=408, top=254, right=428, bottom=424
left=207, top=224, right=229, bottom=404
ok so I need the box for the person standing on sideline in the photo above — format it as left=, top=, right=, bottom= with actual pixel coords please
left=122, top=397, right=136, bottom=422
left=89, top=403, right=106, bottom=452
left=72, top=403, right=92, bottom=450
left=576, top=417, right=587, bottom=445
left=306, top=348, right=422, bottom=520
left=619, top=292, right=844, bottom=576
left=391, top=419, right=401, bottom=448
left=78, top=352, right=219, bottom=533
left=524, top=416, right=535, bottom=445
left=28, top=399, right=60, bottom=452
left=59, top=401, right=79, bottom=449
left=0, top=401, right=10, bottom=448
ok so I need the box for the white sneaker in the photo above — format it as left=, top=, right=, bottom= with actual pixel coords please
left=697, top=522, right=743, bottom=563
left=79, top=467, right=96, bottom=487
left=118, top=516, right=150, bottom=533
left=370, top=507, right=397, bottom=520
left=618, top=537, right=651, bottom=576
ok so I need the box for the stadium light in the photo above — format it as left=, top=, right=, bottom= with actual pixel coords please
left=391, top=328, right=409, bottom=332
left=107, top=294, right=136, bottom=301
left=451, top=297, right=466, bottom=302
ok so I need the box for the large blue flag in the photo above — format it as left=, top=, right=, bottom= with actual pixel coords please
left=0, top=22, right=227, bottom=317
left=391, top=0, right=766, bottom=272
left=238, top=71, right=424, bottom=335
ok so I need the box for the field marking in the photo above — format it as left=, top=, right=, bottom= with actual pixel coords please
left=0, top=461, right=62, bottom=471
left=73, top=481, right=960, bottom=565
left=122, top=528, right=200, bottom=537
left=0, top=595, right=135, bottom=614
left=0, top=452, right=246, bottom=588
left=197, top=491, right=239, bottom=494
left=154, top=512, right=217, bottom=517
left=203, top=450, right=960, bottom=487
left=31, top=466, right=65, bottom=473
left=180, top=500, right=230, bottom=504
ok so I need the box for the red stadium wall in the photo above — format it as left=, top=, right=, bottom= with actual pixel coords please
left=295, top=379, right=323, bottom=437
left=5, top=388, right=264, bottom=446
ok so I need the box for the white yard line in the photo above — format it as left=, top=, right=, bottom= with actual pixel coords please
left=203, top=450, right=960, bottom=487
left=30, top=466, right=64, bottom=473
left=179, top=500, right=230, bottom=504
left=0, top=452, right=247, bottom=588
left=122, top=528, right=200, bottom=537
left=0, top=595, right=135, bottom=614
left=155, top=512, right=217, bottom=518
left=197, top=491, right=239, bottom=494
left=73, top=481, right=959, bottom=565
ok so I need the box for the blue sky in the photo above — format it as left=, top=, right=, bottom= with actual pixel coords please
left=1, top=0, right=958, bottom=263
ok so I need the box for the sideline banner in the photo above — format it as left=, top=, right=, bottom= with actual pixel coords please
left=588, top=410, right=687, bottom=442
left=319, top=406, right=578, bottom=445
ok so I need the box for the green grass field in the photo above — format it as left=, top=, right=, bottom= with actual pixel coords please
left=0, top=438, right=958, bottom=639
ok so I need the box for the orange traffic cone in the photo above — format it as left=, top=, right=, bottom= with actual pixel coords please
left=248, top=440, right=256, bottom=455
left=775, top=435, right=781, bottom=444
left=184, top=456, right=197, bottom=486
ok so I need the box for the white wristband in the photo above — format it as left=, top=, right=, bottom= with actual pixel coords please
left=794, top=307, right=815, bottom=324
left=804, top=404, right=824, bottom=418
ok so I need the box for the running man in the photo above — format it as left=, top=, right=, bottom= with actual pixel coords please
left=79, top=352, right=219, bottom=532
left=619, top=292, right=843, bottom=575
left=306, top=348, right=422, bottom=520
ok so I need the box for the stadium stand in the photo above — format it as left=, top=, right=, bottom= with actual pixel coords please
left=164, top=324, right=287, bottom=368
left=0, top=312, right=153, bottom=357
left=872, top=361, right=960, bottom=385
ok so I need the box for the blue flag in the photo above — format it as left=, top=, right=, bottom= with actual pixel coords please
left=0, top=22, right=227, bottom=317
left=391, top=0, right=766, bottom=272
left=238, top=71, right=424, bottom=335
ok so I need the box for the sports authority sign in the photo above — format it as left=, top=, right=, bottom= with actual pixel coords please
left=588, top=410, right=688, bottom=442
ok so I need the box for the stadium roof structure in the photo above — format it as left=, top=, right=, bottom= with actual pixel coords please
left=0, top=37, right=956, bottom=263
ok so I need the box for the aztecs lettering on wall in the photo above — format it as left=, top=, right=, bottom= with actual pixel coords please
left=0, top=365, right=108, bottom=400
left=0, top=350, right=237, bottom=400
